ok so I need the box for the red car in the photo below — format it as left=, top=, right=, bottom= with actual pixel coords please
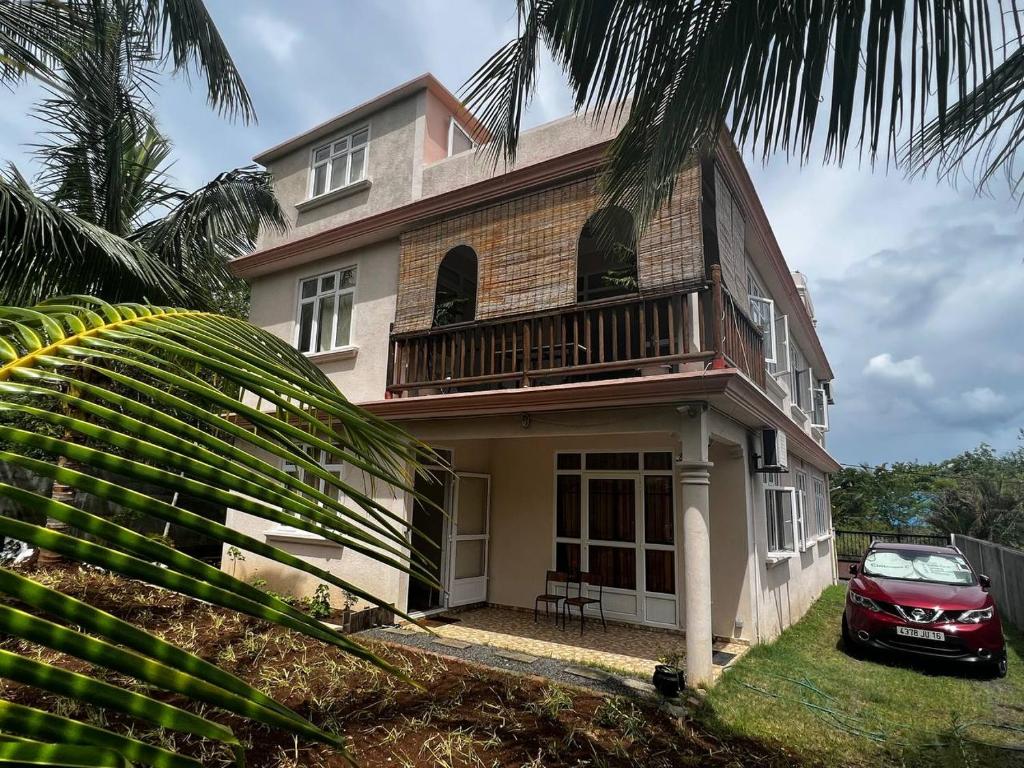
left=843, top=542, right=1007, bottom=677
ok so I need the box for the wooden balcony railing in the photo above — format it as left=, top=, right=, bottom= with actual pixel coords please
left=386, top=264, right=766, bottom=396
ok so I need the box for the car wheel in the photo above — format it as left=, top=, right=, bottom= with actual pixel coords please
left=993, top=656, right=1008, bottom=679
left=841, top=614, right=858, bottom=653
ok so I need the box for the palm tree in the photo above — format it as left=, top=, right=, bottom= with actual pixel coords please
left=1, top=0, right=252, bottom=119
left=466, top=2, right=1024, bottom=226
left=0, top=0, right=283, bottom=310
left=0, top=297, right=439, bottom=765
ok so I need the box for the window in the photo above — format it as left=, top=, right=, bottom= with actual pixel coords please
left=554, top=451, right=676, bottom=599
left=310, top=127, right=368, bottom=198
left=811, top=380, right=830, bottom=430
left=791, top=344, right=810, bottom=411
left=765, top=472, right=795, bottom=554
left=448, top=118, right=474, bottom=156
left=433, top=245, right=478, bottom=326
left=297, top=267, right=356, bottom=354
left=278, top=446, right=346, bottom=534
left=749, top=295, right=777, bottom=364
left=576, top=207, right=637, bottom=302
left=795, top=471, right=810, bottom=549
left=813, top=478, right=830, bottom=537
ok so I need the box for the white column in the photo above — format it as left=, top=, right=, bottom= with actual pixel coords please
left=678, top=404, right=714, bottom=687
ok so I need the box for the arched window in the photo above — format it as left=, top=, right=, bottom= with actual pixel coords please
left=576, top=207, right=637, bottom=302
left=433, top=245, right=478, bottom=326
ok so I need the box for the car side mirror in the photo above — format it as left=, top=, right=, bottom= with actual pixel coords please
left=979, top=574, right=991, bottom=589
left=848, top=564, right=858, bottom=576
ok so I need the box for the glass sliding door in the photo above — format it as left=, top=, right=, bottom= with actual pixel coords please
left=553, top=451, right=678, bottom=627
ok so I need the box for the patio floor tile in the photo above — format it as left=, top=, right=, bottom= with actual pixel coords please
left=399, top=607, right=748, bottom=679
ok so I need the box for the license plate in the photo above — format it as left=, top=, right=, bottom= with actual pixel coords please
left=896, top=626, right=944, bottom=642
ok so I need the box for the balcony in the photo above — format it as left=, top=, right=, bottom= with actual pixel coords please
left=386, top=266, right=765, bottom=397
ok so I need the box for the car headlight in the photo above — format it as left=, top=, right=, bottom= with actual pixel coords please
left=849, top=590, right=881, bottom=612
left=957, top=606, right=994, bottom=624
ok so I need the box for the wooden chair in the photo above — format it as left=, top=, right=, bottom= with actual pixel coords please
left=534, top=570, right=568, bottom=624
left=562, top=571, right=606, bottom=635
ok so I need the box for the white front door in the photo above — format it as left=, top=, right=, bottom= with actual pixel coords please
left=447, top=472, right=491, bottom=606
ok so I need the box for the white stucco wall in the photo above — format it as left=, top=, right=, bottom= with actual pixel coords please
left=748, top=452, right=836, bottom=642
left=247, top=239, right=399, bottom=403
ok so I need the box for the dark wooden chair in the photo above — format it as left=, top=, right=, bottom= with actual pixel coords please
left=562, top=571, right=606, bottom=635
left=534, top=570, right=569, bottom=624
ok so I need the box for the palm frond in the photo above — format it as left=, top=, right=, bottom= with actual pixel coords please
left=124, top=0, right=255, bottom=122
left=0, top=167, right=191, bottom=306
left=466, top=0, right=1023, bottom=225
left=905, top=46, right=1024, bottom=194
left=132, top=167, right=287, bottom=309
left=0, top=297, right=440, bottom=764
left=0, top=0, right=77, bottom=85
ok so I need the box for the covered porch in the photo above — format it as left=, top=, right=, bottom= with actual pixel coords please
left=388, top=395, right=756, bottom=687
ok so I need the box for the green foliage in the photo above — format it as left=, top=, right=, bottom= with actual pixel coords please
left=831, top=463, right=937, bottom=531
left=832, top=440, right=1024, bottom=549
left=0, top=297, right=440, bottom=765
left=0, top=1, right=283, bottom=313
left=467, top=2, right=1024, bottom=232
left=306, top=584, right=332, bottom=620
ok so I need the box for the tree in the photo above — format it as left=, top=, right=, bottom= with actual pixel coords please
left=1, top=0, right=252, bottom=119
left=831, top=462, right=938, bottom=531
left=0, top=296, right=438, bottom=765
left=466, top=2, right=1024, bottom=227
left=0, top=0, right=277, bottom=311
left=927, top=443, right=1024, bottom=548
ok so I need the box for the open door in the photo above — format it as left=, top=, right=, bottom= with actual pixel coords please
left=448, top=473, right=490, bottom=606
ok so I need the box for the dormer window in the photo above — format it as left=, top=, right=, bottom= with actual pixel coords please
left=448, top=118, right=474, bottom=157
left=310, top=127, right=368, bottom=198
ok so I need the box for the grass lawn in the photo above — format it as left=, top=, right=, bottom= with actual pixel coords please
left=701, top=584, right=1024, bottom=767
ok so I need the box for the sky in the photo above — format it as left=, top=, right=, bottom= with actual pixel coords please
left=2, top=0, right=1023, bottom=467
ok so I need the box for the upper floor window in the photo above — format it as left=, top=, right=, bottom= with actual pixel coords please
left=297, top=267, right=356, bottom=354
left=448, top=118, right=474, bottom=157
left=576, top=207, right=637, bottom=303
left=434, top=245, right=478, bottom=326
left=310, top=127, right=368, bottom=198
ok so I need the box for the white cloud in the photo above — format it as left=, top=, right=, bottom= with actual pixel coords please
left=242, top=13, right=301, bottom=63
left=863, top=354, right=934, bottom=389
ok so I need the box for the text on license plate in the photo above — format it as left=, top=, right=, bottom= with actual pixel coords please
left=896, top=626, right=944, bottom=641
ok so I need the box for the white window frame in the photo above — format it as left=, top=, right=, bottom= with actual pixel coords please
left=773, top=313, right=791, bottom=376
left=764, top=472, right=797, bottom=556
left=447, top=117, right=475, bottom=157
left=295, top=267, right=357, bottom=355
left=749, top=295, right=777, bottom=364
left=308, top=125, right=369, bottom=199
left=270, top=446, right=345, bottom=538
left=795, top=471, right=810, bottom=550
left=552, top=450, right=678, bottom=626
left=811, top=382, right=830, bottom=430
left=813, top=477, right=830, bottom=538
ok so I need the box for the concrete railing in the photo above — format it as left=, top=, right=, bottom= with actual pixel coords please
left=953, top=534, right=1024, bottom=632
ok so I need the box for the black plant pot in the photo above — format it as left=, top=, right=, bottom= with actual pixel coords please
left=652, top=664, right=684, bottom=697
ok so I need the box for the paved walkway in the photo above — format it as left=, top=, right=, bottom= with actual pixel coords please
left=370, top=606, right=746, bottom=680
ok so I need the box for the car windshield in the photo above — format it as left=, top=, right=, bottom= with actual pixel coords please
left=862, top=549, right=976, bottom=586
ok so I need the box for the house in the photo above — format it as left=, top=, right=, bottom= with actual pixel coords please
left=226, top=73, right=840, bottom=686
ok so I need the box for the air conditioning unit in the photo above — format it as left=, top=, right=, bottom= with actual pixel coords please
left=760, top=428, right=788, bottom=472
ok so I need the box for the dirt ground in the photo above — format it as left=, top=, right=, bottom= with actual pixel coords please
left=0, top=566, right=793, bottom=767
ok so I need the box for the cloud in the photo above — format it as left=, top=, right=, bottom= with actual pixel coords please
left=863, top=354, right=934, bottom=389
left=242, top=13, right=301, bottom=63
left=928, top=387, right=1024, bottom=430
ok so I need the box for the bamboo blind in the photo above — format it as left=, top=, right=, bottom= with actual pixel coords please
left=394, top=163, right=705, bottom=333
